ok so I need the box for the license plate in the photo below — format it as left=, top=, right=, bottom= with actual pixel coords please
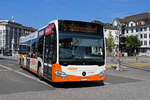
left=80, top=79, right=88, bottom=81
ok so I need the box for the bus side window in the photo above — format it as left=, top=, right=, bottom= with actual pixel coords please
left=31, top=41, right=36, bottom=58
left=37, top=30, right=44, bottom=58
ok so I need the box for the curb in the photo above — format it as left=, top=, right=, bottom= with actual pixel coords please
left=122, top=63, right=150, bottom=72
left=0, top=55, right=18, bottom=61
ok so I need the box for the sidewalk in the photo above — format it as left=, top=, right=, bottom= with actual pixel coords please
left=105, top=64, right=128, bottom=69
left=107, top=56, right=150, bottom=66
left=127, top=62, right=150, bottom=68
left=0, top=54, right=18, bottom=61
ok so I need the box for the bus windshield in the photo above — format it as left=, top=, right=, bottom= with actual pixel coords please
left=19, top=45, right=30, bottom=54
left=59, top=32, right=105, bottom=66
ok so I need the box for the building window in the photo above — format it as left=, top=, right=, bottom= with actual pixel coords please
left=144, top=34, right=147, bottom=38
left=140, top=28, right=143, bottom=32
left=131, top=29, right=134, bottom=33
left=136, top=28, right=138, bottom=32
left=140, top=48, right=147, bottom=53
left=140, top=34, right=143, bottom=38
left=126, top=29, right=128, bottom=33
left=3, top=30, right=6, bottom=33
left=139, top=28, right=143, bottom=32
left=144, top=27, right=147, bottom=31
left=144, top=41, right=147, bottom=45
left=141, top=41, right=143, bottom=45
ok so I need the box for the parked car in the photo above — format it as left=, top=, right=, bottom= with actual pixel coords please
left=3, top=50, right=12, bottom=56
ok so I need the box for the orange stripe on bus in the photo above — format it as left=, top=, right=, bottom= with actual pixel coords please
left=67, top=67, right=78, bottom=71
left=52, top=64, right=62, bottom=82
left=29, top=68, right=37, bottom=74
left=24, top=65, right=27, bottom=68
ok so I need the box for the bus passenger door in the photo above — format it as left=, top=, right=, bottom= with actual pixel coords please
left=43, top=24, right=56, bottom=81
left=26, top=57, right=30, bottom=70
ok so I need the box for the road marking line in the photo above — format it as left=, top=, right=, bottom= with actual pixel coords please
left=0, top=68, right=22, bottom=72
left=0, top=64, right=53, bottom=88
left=0, top=69, right=9, bottom=71
left=104, top=82, right=111, bottom=85
left=7, top=64, right=16, bottom=66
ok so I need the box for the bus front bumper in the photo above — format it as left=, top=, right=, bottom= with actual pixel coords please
left=52, top=74, right=106, bottom=82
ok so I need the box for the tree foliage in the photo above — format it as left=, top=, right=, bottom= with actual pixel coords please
left=125, top=35, right=141, bottom=51
left=106, top=31, right=116, bottom=52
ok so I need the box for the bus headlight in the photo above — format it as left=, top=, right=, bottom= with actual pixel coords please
left=55, top=71, right=67, bottom=77
left=99, top=71, right=105, bottom=77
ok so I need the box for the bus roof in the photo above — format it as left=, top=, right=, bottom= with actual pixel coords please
left=20, top=31, right=38, bottom=44
left=48, top=20, right=103, bottom=26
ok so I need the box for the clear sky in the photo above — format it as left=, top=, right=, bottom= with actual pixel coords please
left=0, top=0, right=150, bottom=28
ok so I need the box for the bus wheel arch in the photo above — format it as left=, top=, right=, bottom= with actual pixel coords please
left=20, top=57, right=24, bottom=68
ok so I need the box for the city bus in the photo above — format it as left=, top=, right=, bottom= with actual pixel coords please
left=19, top=20, right=106, bottom=82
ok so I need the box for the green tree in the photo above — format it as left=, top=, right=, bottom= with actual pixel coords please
left=106, top=31, right=116, bottom=53
left=125, top=35, right=141, bottom=55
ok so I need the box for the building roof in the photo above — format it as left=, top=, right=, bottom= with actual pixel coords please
left=0, top=20, right=37, bottom=32
left=91, top=20, right=104, bottom=25
left=104, top=23, right=117, bottom=30
left=91, top=20, right=117, bottom=30
left=0, top=20, right=22, bottom=26
left=115, top=12, right=150, bottom=25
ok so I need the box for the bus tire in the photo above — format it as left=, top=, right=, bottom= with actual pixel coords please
left=38, top=63, right=43, bottom=80
left=101, top=81, right=104, bottom=86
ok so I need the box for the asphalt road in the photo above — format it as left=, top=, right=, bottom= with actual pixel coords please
left=0, top=56, right=150, bottom=100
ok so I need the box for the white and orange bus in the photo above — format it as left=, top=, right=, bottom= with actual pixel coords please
left=19, top=20, right=106, bottom=82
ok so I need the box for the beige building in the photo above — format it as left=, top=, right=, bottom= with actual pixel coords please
left=0, top=20, right=36, bottom=54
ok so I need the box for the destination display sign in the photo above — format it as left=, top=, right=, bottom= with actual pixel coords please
left=59, top=20, right=103, bottom=34
left=63, top=25, right=98, bottom=33
left=45, top=24, right=55, bottom=35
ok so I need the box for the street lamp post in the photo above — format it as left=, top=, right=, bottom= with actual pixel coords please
left=1, top=39, right=3, bottom=56
left=11, top=38, right=14, bottom=56
left=11, top=28, right=15, bottom=56
left=116, top=21, right=122, bottom=71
